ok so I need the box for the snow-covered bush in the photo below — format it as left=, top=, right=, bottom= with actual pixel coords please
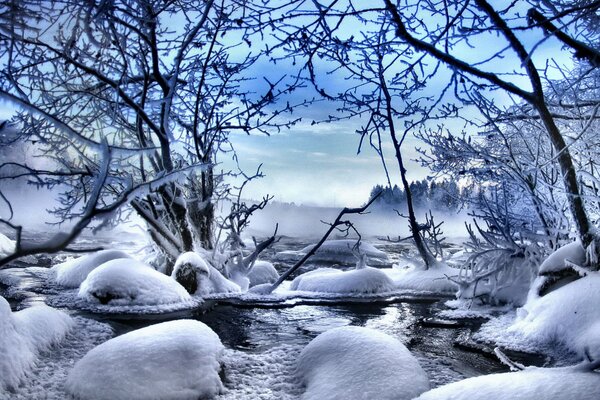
left=248, top=260, right=279, bottom=287
left=290, top=267, right=394, bottom=295
left=276, top=239, right=389, bottom=266
left=52, top=250, right=131, bottom=288
left=1, top=296, right=73, bottom=391
left=388, top=262, right=459, bottom=294
left=509, top=273, right=600, bottom=361
left=415, top=367, right=600, bottom=400
left=171, top=252, right=241, bottom=296
left=297, top=326, right=430, bottom=400
left=0, top=232, right=15, bottom=257
left=79, top=259, right=191, bottom=306
left=66, top=320, right=224, bottom=400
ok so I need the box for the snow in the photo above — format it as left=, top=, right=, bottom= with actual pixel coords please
left=1, top=296, right=73, bottom=391
left=65, top=320, right=224, bottom=400
left=538, top=241, right=586, bottom=274
left=297, top=326, right=430, bottom=400
left=0, top=232, right=15, bottom=257
left=508, top=273, right=600, bottom=360
left=276, top=239, right=389, bottom=266
left=415, top=367, right=600, bottom=400
left=248, top=260, right=279, bottom=287
left=79, top=258, right=191, bottom=306
left=172, top=252, right=241, bottom=296
left=290, top=267, right=395, bottom=294
left=52, top=249, right=132, bottom=288
left=385, top=262, right=458, bottom=294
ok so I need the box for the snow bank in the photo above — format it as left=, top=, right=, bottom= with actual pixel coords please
left=538, top=241, right=586, bottom=275
left=297, top=326, right=430, bottom=400
left=52, top=249, right=131, bottom=288
left=248, top=260, right=279, bottom=287
left=0, top=232, right=15, bottom=257
left=415, top=367, right=600, bottom=400
left=291, top=267, right=394, bottom=294
left=66, top=320, right=224, bottom=400
left=1, top=296, right=73, bottom=391
left=385, top=263, right=458, bottom=294
left=172, top=252, right=241, bottom=296
left=508, top=273, right=600, bottom=360
left=79, top=259, right=191, bottom=306
left=276, top=239, right=389, bottom=266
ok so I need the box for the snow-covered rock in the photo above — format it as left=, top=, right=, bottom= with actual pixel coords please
left=0, top=232, right=15, bottom=257
left=508, top=273, right=600, bottom=360
left=276, top=239, right=389, bottom=266
left=1, top=296, right=73, bottom=391
left=297, top=326, right=429, bottom=400
left=415, top=367, right=600, bottom=400
left=248, top=260, right=279, bottom=287
left=52, top=249, right=131, bottom=288
left=66, top=320, right=224, bottom=400
left=291, top=267, right=394, bottom=295
left=79, top=259, right=191, bottom=306
left=172, top=252, right=241, bottom=296
left=386, top=263, right=458, bottom=294
left=538, top=241, right=586, bottom=275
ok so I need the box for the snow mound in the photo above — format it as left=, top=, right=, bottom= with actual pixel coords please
left=386, top=263, right=458, bottom=294
left=415, top=367, right=600, bottom=400
left=248, top=260, right=280, bottom=287
left=66, top=320, right=224, bottom=400
left=276, top=239, right=389, bottom=266
left=508, top=273, right=600, bottom=360
left=0, top=232, right=15, bottom=257
left=79, top=259, right=191, bottom=306
left=297, top=326, right=430, bottom=400
left=538, top=241, right=586, bottom=275
left=291, top=267, right=394, bottom=294
left=52, top=250, right=131, bottom=288
left=172, top=252, right=241, bottom=296
left=1, top=296, right=73, bottom=391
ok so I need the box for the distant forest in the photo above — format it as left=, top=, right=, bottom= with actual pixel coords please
left=367, top=180, right=465, bottom=213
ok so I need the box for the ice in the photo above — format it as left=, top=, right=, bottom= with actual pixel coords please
left=172, top=252, right=241, bottom=296
left=290, top=267, right=395, bottom=294
left=385, top=262, right=459, bottom=294
left=66, top=320, right=224, bottom=400
left=276, top=239, right=389, bottom=266
left=79, top=258, right=191, bottom=306
left=0, top=232, right=15, bottom=257
left=248, top=260, right=280, bottom=287
left=0, top=296, right=73, bottom=391
left=538, top=241, right=586, bottom=274
left=415, top=367, right=600, bottom=400
left=52, top=249, right=132, bottom=287
left=297, top=326, right=430, bottom=400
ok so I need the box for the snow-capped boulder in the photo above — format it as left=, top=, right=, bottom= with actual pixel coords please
left=66, top=320, right=224, bottom=400
left=386, top=263, right=459, bottom=295
left=415, top=367, right=600, bottom=400
left=79, top=259, right=191, bottom=306
left=530, top=241, right=587, bottom=298
left=538, top=241, right=586, bottom=275
left=52, top=249, right=132, bottom=288
left=297, top=326, right=430, bottom=400
left=0, top=232, right=15, bottom=257
left=1, top=296, right=73, bottom=391
left=276, top=239, right=389, bottom=266
left=248, top=260, right=279, bottom=287
left=509, top=273, right=600, bottom=361
left=171, top=252, right=241, bottom=296
left=291, top=267, right=394, bottom=295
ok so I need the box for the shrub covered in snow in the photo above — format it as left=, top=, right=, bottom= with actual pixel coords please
left=79, top=259, right=191, bottom=306
left=66, top=320, right=224, bottom=400
left=1, top=296, right=73, bottom=391
left=248, top=260, right=279, bottom=287
left=297, top=326, right=430, bottom=400
left=171, top=252, right=241, bottom=296
left=52, top=250, right=131, bottom=288
left=290, top=267, right=394, bottom=295
left=415, top=367, right=600, bottom=400
left=509, top=273, right=600, bottom=361
left=0, top=232, right=15, bottom=257
left=276, top=239, right=389, bottom=266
